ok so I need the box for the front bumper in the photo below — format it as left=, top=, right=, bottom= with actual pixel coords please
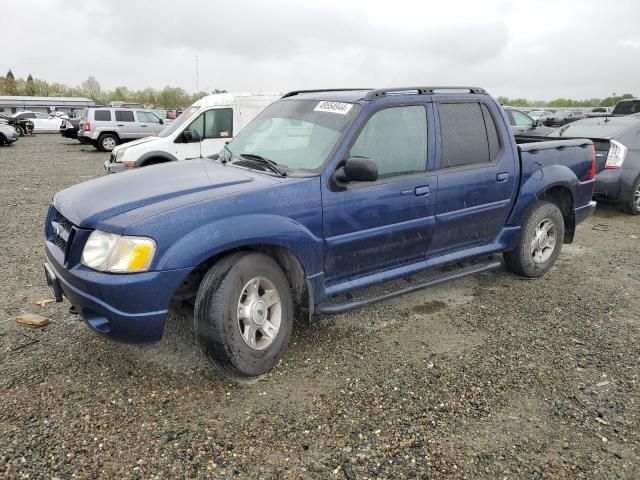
left=45, top=244, right=191, bottom=343
left=103, top=158, right=126, bottom=174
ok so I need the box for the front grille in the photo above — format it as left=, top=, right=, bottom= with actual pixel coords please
left=50, top=210, right=75, bottom=255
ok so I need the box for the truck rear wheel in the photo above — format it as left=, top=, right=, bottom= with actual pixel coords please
left=194, top=252, right=293, bottom=377
left=623, top=176, right=640, bottom=215
left=97, top=133, right=118, bottom=152
left=503, top=201, right=565, bottom=278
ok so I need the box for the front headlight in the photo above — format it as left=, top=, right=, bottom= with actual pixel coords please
left=81, top=230, right=156, bottom=273
left=115, top=148, right=126, bottom=162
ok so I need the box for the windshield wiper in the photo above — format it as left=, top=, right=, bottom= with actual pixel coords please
left=236, top=153, right=287, bottom=176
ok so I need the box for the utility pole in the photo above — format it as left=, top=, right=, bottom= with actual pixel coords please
left=196, top=55, right=199, bottom=93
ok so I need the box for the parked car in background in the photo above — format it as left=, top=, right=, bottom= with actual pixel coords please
left=49, top=111, right=70, bottom=120
left=60, top=117, right=81, bottom=140
left=529, top=109, right=554, bottom=121
left=543, top=109, right=583, bottom=127
left=550, top=116, right=640, bottom=214
left=78, top=107, right=167, bottom=152
left=611, top=99, right=640, bottom=116
left=105, top=92, right=281, bottom=173
left=0, top=114, right=34, bottom=136
left=586, top=106, right=612, bottom=117
left=12, top=111, right=63, bottom=133
left=504, top=107, right=554, bottom=136
left=0, top=123, right=19, bottom=145
left=45, top=86, right=596, bottom=377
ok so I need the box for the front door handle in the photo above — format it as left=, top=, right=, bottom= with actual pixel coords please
left=496, top=172, right=509, bottom=183
left=415, top=185, right=430, bottom=196
left=140, top=125, right=148, bottom=127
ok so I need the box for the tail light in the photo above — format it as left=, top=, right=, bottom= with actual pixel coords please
left=605, top=140, right=627, bottom=169
left=585, top=144, right=596, bottom=180
left=84, top=122, right=91, bottom=132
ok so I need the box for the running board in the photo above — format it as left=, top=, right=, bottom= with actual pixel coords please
left=317, top=258, right=502, bottom=315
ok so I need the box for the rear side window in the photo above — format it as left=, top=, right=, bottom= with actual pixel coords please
left=204, top=108, right=233, bottom=139
left=481, top=105, right=500, bottom=161
left=94, top=110, right=111, bottom=121
left=349, top=105, right=427, bottom=179
left=438, top=103, right=496, bottom=168
left=115, top=110, right=134, bottom=122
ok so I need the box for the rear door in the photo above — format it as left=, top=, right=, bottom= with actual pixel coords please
left=322, top=103, right=436, bottom=281
left=200, top=108, right=234, bottom=157
left=430, top=100, right=517, bottom=254
left=114, top=110, right=137, bottom=139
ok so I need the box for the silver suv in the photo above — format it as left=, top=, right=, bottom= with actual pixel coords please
left=78, top=107, right=166, bottom=152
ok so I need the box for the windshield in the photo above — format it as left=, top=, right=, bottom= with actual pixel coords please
left=613, top=100, right=640, bottom=115
left=552, top=121, right=634, bottom=139
left=226, top=99, right=361, bottom=171
left=157, top=106, right=200, bottom=138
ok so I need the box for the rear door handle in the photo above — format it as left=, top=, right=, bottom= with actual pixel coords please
left=496, top=172, right=509, bottom=182
left=140, top=125, right=147, bottom=127
left=117, top=124, right=124, bottom=126
left=415, top=185, right=430, bottom=196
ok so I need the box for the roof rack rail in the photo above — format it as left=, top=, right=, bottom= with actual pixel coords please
left=281, top=88, right=372, bottom=99
left=363, top=86, right=486, bottom=100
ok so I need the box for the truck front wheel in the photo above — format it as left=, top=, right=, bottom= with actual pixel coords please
left=194, top=252, right=293, bottom=377
left=503, top=201, right=565, bottom=278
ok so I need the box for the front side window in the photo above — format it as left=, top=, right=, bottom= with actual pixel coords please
left=349, top=105, right=427, bottom=179
left=511, top=110, right=534, bottom=127
left=438, top=103, right=493, bottom=168
left=136, top=111, right=160, bottom=123
left=204, top=108, right=233, bottom=139
left=185, top=113, right=205, bottom=140
left=227, top=99, right=360, bottom=171
left=160, top=106, right=199, bottom=138
left=115, top=110, right=134, bottom=122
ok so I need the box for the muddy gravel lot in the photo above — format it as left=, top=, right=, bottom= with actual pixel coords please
left=0, top=135, right=639, bottom=479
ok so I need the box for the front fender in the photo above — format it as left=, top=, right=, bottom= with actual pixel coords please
left=155, top=214, right=324, bottom=275
left=135, top=150, right=178, bottom=167
left=507, top=163, right=577, bottom=226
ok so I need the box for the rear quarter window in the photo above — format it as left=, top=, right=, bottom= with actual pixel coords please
left=94, top=110, right=112, bottom=121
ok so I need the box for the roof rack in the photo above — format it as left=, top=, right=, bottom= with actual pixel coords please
left=281, top=88, right=372, bottom=99
left=363, top=86, right=486, bottom=100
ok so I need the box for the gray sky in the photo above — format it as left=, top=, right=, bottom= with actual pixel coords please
left=2, top=0, right=639, bottom=99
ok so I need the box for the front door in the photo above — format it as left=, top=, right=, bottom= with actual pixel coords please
left=322, top=104, right=436, bottom=282
left=200, top=108, right=234, bottom=158
left=430, top=101, right=517, bottom=254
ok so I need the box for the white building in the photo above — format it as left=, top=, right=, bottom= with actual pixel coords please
left=0, top=96, right=95, bottom=116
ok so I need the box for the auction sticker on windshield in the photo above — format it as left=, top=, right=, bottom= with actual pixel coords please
left=314, top=101, right=353, bottom=115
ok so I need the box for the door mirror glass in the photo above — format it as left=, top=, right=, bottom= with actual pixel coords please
left=182, top=130, right=201, bottom=143
left=344, top=156, right=378, bottom=182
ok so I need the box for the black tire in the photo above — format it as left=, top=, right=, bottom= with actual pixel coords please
left=194, top=252, right=293, bottom=377
left=97, top=133, right=118, bottom=152
left=623, top=176, right=640, bottom=215
left=503, top=201, right=565, bottom=278
left=0, top=134, right=5, bottom=145
left=15, top=125, right=24, bottom=137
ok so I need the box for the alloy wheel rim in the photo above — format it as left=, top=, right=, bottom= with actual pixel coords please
left=634, top=184, right=640, bottom=209
left=237, top=276, right=281, bottom=350
left=103, top=137, right=116, bottom=150
left=530, top=218, right=557, bottom=264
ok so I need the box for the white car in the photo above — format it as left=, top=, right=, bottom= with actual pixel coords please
left=105, top=92, right=282, bottom=173
left=12, top=111, right=63, bottom=133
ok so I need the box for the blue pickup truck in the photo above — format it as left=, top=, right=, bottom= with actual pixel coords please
left=44, top=87, right=596, bottom=377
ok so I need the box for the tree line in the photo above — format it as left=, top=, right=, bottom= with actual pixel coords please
left=0, top=70, right=226, bottom=110
left=497, top=93, right=635, bottom=108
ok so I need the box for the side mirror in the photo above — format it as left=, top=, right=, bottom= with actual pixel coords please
left=159, top=118, right=164, bottom=125
left=182, top=130, right=200, bottom=143
left=343, top=157, right=378, bottom=182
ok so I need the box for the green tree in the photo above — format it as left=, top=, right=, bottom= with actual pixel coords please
left=2, top=69, right=18, bottom=95
left=25, top=73, right=37, bottom=96
left=81, top=76, right=101, bottom=101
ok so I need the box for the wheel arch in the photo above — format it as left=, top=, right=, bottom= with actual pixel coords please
left=538, top=185, right=575, bottom=243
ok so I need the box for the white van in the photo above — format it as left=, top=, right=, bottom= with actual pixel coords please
left=104, top=92, right=281, bottom=173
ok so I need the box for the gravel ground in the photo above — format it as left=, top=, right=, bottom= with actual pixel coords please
left=0, top=135, right=638, bottom=479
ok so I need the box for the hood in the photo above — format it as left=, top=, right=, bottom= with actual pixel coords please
left=112, top=136, right=159, bottom=154
left=53, top=159, right=283, bottom=230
